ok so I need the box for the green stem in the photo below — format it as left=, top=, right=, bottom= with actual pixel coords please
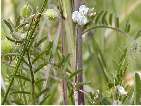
left=27, top=52, right=35, bottom=104
left=83, top=25, right=129, bottom=36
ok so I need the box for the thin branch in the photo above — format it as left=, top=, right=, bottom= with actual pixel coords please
left=27, top=51, right=35, bottom=104
left=82, top=25, right=129, bottom=36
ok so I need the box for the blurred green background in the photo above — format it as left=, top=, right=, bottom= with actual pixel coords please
left=1, top=0, right=141, bottom=105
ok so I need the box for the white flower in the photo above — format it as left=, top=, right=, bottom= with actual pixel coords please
left=72, top=5, right=90, bottom=25
left=77, top=14, right=88, bottom=25
left=72, top=11, right=89, bottom=25
left=79, top=5, right=89, bottom=16
left=72, top=11, right=80, bottom=23
left=116, top=85, right=127, bottom=95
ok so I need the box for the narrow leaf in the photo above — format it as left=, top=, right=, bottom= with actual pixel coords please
left=3, top=19, right=14, bottom=32
left=102, top=11, right=108, bottom=25
left=11, top=75, right=31, bottom=82
left=92, top=38, right=112, bottom=84
left=125, top=22, right=130, bottom=33
left=135, top=72, right=141, bottom=104
left=68, top=70, right=83, bottom=79
left=10, top=91, right=31, bottom=95
left=34, top=62, right=49, bottom=73
left=115, top=17, right=119, bottom=28
left=95, top=11, right=104, bottom=24
left=109, top=13, right=113, bottom=25
left=5, top=35, right=23, bottom=43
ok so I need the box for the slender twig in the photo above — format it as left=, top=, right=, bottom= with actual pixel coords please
left=27, top=51, right=35, bottom=104
left=62, top=79, right=68, bottom=105
left=82, top=25, right=129, bottom=36
left=74, top=0, right=85, bottom=105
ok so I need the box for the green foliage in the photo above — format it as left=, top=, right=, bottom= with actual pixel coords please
left=3, top=19, right=14, bottom=32
left=115, top=48, right=128, bottom=85
left=2, top=0, right=48, bottom=104
left=92, top=38, right=112, bottom=84
left=1, top=0, right=141, bottom=105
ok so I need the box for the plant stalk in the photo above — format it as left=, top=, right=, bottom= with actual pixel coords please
left=76, top=27, right=84, bottom=105
left=61, top=0, right=76, bottom=104
left=74, top=0, right=85, bottom=105
left=61, top=18, right=68, bottom=105
left=62, top=79, right=68, bottom=105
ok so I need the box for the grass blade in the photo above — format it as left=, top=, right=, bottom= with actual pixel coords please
left=135, top=72, right=141, bottom=104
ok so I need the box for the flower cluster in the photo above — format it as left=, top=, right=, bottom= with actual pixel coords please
left=44, top=9, right=58, bottom=20
left=72, top=5, right=96, bottom=25
left=72, top=5, right=90, bottom=25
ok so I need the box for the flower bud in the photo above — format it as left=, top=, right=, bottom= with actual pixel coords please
left=21, top=3, right=32, bottom=18
left=88, top=8, right=96, bottom=17
left=44, top=9, right=58, bottom=20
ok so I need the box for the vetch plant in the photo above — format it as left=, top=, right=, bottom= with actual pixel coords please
left=1, top=0, right=141, bottom=105
left=72, top=5, right=96, bottom=25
